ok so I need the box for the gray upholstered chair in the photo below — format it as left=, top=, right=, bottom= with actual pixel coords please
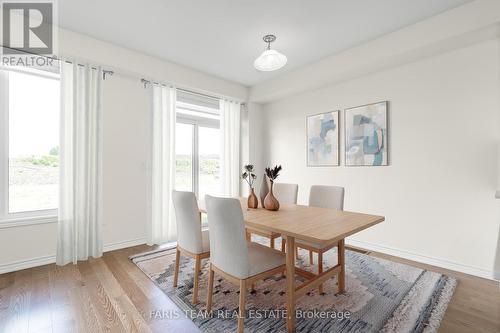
left=295, top=185, right=345, bottom=293
left=273, top=182, right=299, bottom=205
left=308, top=185, right=344, bottom=210
left=247, top=182, right=299, bottom=251
left=205, top=195, right=286, bottom=333
left=172, top=190, right=210, bottom=304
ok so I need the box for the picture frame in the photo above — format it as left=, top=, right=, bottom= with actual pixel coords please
left=306, top=110, right=340, bottom=166
left=344, top=101, right=388, bottom=166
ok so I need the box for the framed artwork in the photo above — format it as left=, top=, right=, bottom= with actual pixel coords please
left=307, top=111, right=339, bottom=166
left=345, top=101, right=388, bottom=166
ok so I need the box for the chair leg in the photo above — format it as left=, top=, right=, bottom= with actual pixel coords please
left=173, top=248, right=180, bottom=287
left=318, top=252, right=324, bottom=294
left=280, top=239, right=287, bottom=278
left=192, top=255, right=201, bottom=304
left=270, top=237, right=275, bottom=249
left=295, top=246, right=299, bottom=258
left=246, top=231, right=251, bottom=242
left=309, top=250, right=314, bottom=265
left=206, top=264, right=214, bottom=312
left=238, top=280, right=247, bottom=333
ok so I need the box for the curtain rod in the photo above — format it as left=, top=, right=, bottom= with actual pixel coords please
left=139, top=78, right=244, bottom=104
left=2, top=45, right=244, bottom=103
left=140, top=78, right=224, bottom=102
left=1, top=45, right=114, bottom=79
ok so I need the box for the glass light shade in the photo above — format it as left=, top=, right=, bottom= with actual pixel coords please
left=254, top=49, right=287, bottom=71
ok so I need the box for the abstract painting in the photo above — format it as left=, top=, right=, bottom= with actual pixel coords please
left=345, top=101, right=388, bottom=166
left=307, top=111, right=339, bottom=166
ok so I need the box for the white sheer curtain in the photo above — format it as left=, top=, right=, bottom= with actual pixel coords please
left=56, top=62, right=103, bottom=265
left=149, top=85, right=177, bottom=245
left=220, top=99, right=241, bottom=197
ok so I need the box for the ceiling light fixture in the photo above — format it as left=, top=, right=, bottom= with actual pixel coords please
left=253, top=34, right=287, bottom=72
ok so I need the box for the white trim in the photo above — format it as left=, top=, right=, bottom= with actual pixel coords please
left=0, top=237, right=147, bottom=274
left=0, top=70, right=8, bottom=220
left=103, top=237, right=147, bottom=252
left=0, top=215, right=57, bottom=229
left=0, top=254, right=55, bottom=274
left=346, top=238, right=498, bottom=281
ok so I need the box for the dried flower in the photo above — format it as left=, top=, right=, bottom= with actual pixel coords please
left=265, top=165, right=282, bottom=182
left=241, top=164, right=257, bottom=188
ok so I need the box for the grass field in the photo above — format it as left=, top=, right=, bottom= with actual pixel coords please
left=8, top=154, right=221, bottom=213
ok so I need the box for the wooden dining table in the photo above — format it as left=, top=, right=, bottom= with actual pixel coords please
left=200, top=197, right=384, bottom=332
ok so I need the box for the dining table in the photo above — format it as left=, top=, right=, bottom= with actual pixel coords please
left=200, top=197, right=385, bottom=332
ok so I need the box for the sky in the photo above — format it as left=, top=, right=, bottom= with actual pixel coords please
left=8, top=70, right=60, bottom=157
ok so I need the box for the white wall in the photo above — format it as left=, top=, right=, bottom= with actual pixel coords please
left=101, top=75, right=151, bottom=248
left=261, top=39, right=500, bottom=279
left=0, top=29, right=248, bottom=272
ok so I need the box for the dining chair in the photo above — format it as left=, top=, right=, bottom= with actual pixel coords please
left=172, top=190, right=210, bottom=304
left=247, top=182, right=298, bottom=251
left=295, top=185, right=344, bottom=293
left=205, top=195, right=286, bottom=333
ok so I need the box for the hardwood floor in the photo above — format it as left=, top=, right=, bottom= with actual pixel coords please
left=0, top=245, right=498, bottom=333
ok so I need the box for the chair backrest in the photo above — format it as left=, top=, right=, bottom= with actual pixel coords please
left=172, top=191, right=203, bottom=254
left=273, top=183, right=299, bottom=205
left=309, top=185, right=345, bottom=210
left=205, top=195, right=249, bottom=279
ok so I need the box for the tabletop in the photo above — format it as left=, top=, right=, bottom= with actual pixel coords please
left=199, top=197, right=384, bottom=244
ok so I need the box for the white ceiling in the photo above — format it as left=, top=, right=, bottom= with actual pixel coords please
left=58, top=0, right=471, bottom=86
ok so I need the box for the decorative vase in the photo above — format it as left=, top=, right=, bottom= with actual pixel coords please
left=247, top=188, right=258, bottom=209
left=264, top=181, right=280, bottom=211
left=259, top=174, right=269, bottom=208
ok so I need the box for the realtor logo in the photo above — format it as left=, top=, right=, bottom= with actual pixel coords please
left=1, top=1, right=53, bottom=54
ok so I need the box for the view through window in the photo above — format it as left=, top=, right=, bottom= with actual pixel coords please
left=1, top=68, right=60, bottom=216
left=175, top=122, right=194, bottom=192
left=198, top=126, right=220, bottom=199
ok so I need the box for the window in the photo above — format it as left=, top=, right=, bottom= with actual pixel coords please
left=175, top=90, right=221, bottom=200
left=0, top=67, right=60, bottom=221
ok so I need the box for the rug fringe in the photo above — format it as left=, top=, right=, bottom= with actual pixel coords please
left=422, top=277, right=457, bottom=333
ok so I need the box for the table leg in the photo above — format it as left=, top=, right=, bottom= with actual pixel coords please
left=285, top=236, right=295, bottom=332
left=337, top=239, right=345, bottom=293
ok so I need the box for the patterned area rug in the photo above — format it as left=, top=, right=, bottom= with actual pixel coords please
left=130, top=237, right=456, bottom=333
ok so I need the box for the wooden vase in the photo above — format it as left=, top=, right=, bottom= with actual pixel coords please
left=247, top=188, right=258, bottom=209
left=264, top=181, right=280, bottom=211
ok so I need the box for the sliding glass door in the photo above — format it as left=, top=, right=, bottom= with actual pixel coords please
left=175, top=91, right=221, bottom=199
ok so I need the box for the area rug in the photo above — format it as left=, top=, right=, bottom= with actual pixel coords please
left=130, top=237, right=456, bottom=333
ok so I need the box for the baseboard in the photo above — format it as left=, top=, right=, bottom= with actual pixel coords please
left=346, top=238, right=498, bottom=281
left=103, top=237, right=147, bottom=252
left=0, top=255, right=56, bottom=275
left=0, top=237, right=148, bottom=275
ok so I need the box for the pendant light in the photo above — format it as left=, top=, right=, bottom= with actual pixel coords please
left=254, top=34, right=287, bottom=72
